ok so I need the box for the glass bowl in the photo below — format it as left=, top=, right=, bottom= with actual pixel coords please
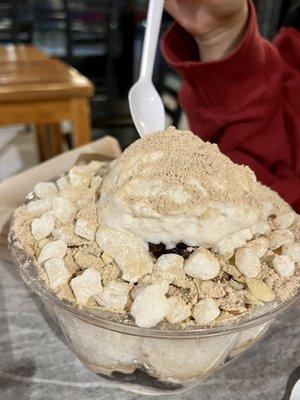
left=8, top=227, right=300, bottom=396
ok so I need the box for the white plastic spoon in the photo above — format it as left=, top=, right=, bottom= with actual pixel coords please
left=129, top=0, right=165, bottom=137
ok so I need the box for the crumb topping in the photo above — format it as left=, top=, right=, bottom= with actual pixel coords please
left=11, top=134, right=300, bottom=330
left=104, top=127, right=260, bottom=213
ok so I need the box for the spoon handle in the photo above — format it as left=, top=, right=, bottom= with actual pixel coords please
left=140, top=0, right=164, bottom=80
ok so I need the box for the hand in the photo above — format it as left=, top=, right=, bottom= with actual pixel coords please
left=165, top=0, right=249, bottom=61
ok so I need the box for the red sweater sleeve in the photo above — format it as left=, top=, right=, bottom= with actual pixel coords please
left=161, top=1, right=300, bottom=213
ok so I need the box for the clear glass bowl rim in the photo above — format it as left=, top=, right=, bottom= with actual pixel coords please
left=9, top=229, right=300, bottom=340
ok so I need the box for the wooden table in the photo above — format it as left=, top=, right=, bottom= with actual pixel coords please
left=0, top=44, right=94, bottom=160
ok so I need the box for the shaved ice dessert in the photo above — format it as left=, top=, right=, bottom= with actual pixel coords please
left=10, top=127, right=300, bottom=395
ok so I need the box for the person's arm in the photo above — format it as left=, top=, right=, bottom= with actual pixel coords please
left=161, top=0, right=300, bottom=212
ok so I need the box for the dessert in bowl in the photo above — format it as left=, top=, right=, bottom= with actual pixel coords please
left=9, top=127, right=300, bottom=395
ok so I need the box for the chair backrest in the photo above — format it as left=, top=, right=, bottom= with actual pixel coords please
left=31, top=1, right=114, bottom=57
left=64, top=0, right=114, bottom=62
left=30, top=0, right=118, bottom=100
left=253, top=0, right=300, bottom=38
left=65, top=0, right=119, bottom=103
left=0, top=0, right=32, bottom=44
left=31, top=0, right=67, bottom=56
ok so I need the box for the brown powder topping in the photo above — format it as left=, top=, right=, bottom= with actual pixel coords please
left=80, top=242, right=103, bottom=258
left=13, top=207, right=35, bottom=256
left=221, top=261, right=242, bottom=279
left=293, top=216, right=300, bottom=241
left=76, top=204, right=98, bottom=225
left=102, top=127, right=261, bottom=214
left=10, top=147, right=300, bottom=329
left=257, top=183, right=291, bottom=216
left=57, top=283, right=75, bottom=302
left=73, top=249, right=104, bottom=270
left=53, top=224, right=89, bottom=246
left=168, top=282, right=198, bottom=306
left=199, top=280, right=226, bottom=299
left=64, top=250, right=80, bottom=275
left=101, top=264, right=121, bottom=286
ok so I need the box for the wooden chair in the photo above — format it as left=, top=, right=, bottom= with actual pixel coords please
left=31, top=1, right=133, bottom=138
left=0, top=44, right=94, bottom=161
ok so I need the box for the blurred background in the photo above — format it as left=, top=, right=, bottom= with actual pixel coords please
left=0, top=0, right=297, bottom=179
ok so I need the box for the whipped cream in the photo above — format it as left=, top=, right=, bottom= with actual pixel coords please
left=98, top=128, right=265, bottom=250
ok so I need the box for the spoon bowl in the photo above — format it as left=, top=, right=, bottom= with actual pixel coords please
left=129, top=79, right=165, bottom=137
